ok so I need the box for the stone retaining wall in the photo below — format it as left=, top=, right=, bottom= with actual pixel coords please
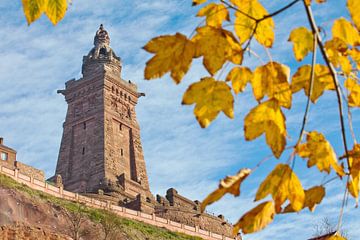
left=0, top=165, right=238, bottom=240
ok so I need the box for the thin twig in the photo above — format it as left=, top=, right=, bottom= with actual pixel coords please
left=303, top=1, right=350, bottom=168
left=188, top=6, right=231, bottom=39
left=296, top=31, right=318, bottom=146
left=220, top=0, right=257, bottom=21
left=322, top=176, right=338, bottom=186
left=337, top=176, right=349, bottom=231
left=302, top=1, right=350, bottom=232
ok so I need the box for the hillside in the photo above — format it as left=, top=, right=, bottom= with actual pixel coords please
left=0, top=173, right=202, bottom=240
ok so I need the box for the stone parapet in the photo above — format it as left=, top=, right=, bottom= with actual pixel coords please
left=0, top=166, right=241, bottom=240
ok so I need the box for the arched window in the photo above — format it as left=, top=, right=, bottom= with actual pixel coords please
left=99, top=47, right=107, bottom=56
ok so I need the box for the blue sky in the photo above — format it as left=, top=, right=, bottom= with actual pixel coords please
left=0, top=0, right=359, bottom=239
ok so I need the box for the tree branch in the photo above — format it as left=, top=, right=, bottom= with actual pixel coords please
left=296, top=29, right=318, bottom=146
left=303, top=1, right=350, bottom=163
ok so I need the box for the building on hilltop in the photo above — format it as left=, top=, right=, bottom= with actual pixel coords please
left=0, top=137, right=44, bottom=181
left=51, top=25, right=236, bottom=238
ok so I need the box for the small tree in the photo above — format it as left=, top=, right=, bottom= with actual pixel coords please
left=98, top=213, right=122, bottom=240
left=63, top=203, right=86, bottom=240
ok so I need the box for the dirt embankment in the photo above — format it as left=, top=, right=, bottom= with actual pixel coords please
left=0, top=175, right=201, bottom=240
left=0, top=187, right=103, bottom=239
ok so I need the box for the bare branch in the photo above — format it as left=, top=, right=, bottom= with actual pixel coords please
left=296, top=30, right=318, bottom=146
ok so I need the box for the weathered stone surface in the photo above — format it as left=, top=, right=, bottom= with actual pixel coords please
left=53, top=25, right=150, bottom=198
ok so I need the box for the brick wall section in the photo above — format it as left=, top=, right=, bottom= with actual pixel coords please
left=153, top=188, right=232, bottom=235
left=0, top=141, right=44, bottom=181
left=0, top=166, right=240, bottom=240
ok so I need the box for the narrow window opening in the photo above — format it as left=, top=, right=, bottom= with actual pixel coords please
left=119, top=124, right=122, bottom=131
left=1, top=152, right=8, bottom=161
left=120, top=148, right=123, bottom=156
left=99, top=47, right=107, bottom=56
left=82, top=147, right=85, bottom=155
left=83, top=122, right=86, bottom=129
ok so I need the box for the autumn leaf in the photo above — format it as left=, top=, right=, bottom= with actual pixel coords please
left=233, top=201, right=275, bottom=235
left=200, top=168, right=251, bottom=212
left=325, top=38, right=352, bottom=74
left=283, top=186, right=325, bottom=212
left=244, top=99, right=286, bottom=158
left=197, top=3, right=229, bottom=28
left=347, top=0, right=360, bottom=31
left=255, top=164, right=305, bottom=213
left=345, top=78, right=360, bottom=107
left=182, top=77, right=234, bottom=128
left=291, top=64, right=335, bottom=103
left=45, top=0, right=67, bottom=25
left=231, top=0, right=274, bottom=48
left=350, top=48, right=360, bottom=70
left=22, top=0, right=47, bottom=25
left=144, top=33, right=195, bottom=84
left=192, top=0, right=207, bottom=6
left=251, top=62, right=292, bottom=109
left=325, top=233, right=348, bottom=240
left=348, top=175, right=360, bottom=206
left=344, top=144, right=360, bottom=205
left=305, top=0, right=326, bottom=6
left=296, top=131, right=345, bottom=177
left=288, top=27, right=314, bottom=61
left=226, top=67, right=252, bottom=94
left=192, top=26, right=243, bottom=75
left=332, top=17, right=360, bottom=46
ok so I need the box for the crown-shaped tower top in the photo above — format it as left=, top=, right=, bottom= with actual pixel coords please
left=94, top=24, right=110, bottom=46
left=82, top=24, right=121, bottom=77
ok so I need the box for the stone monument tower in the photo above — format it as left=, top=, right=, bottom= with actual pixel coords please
left=54, top=25, right=150, bottom=199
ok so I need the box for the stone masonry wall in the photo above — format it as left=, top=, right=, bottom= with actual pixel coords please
left=154, top=188, right=233, bottom=237
left=0, top=165, right=239, bottom=240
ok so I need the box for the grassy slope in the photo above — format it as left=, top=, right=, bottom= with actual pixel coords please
left=0, top=173, right=202, bottom=240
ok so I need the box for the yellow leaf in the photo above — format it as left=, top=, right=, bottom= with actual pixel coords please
left=193, top=0, right=207, bottom=6
left=291, top=64, right=335, bottom=103
left=344, top=144, right=360, bottom=205
left=350, top=48, right=360, bottom=70
left=200, top=168, right=251, bottom=212
left=305, top=0, right=326, bottom=5
left=255, top=164, right=305, bottom=213
left=244, top=99, right=286, bottom=158
left=348, top=175, right=360, bottom=206
left=192, top=26, right=243, bottom=75
left=197, top=3, right=229, bottom=28
left=232, top=0, right=274, bottom=48
left=45, top=0, right=67, bottom=25
left=283, top=186, right=325, bottom=213
left=288, top=27, right=314, bottom=61
left=347, top=0, right=360, bottom=31
left=144, top=33, right=195, bottom=84
left=22, top=0, right=47, bottom=25
left=233, top=201, right=275, bottom=235
left=296, top=131, right=345, bottom=177
left=332, top=18, right=360, bottom=46
left=325, top=233, right=348, bottom=240
left=345, top=78, right=360, bottom=107
left=325, top=38, right=352, bottom=74
left=225, top=67, right=252, bottom=94
left=182, top=77, right=234, bottom=128
left=251, top=62, right=292, bottom=109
